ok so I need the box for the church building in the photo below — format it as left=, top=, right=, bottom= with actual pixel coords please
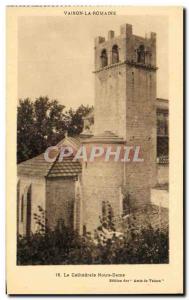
left=17, top=23, right=169, bottom=236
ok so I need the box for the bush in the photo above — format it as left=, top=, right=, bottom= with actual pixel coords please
left=17, top=206, right=169, bottom=265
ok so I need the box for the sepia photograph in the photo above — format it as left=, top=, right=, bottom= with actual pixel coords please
left=16, top=13, right=170, bottom=266
left=6, top=6, right=183, bottom=294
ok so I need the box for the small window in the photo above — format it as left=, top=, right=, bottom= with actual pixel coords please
left=83, top=225, right=87, bottom=235
left=132, top=71, right=134, bottom=84
left=157, top=111, right=169, bottom=136
left=102, top=201, right=106, bottom=217
left=112, top=45, right=119, bottom=64
left=137, top=44, right=145, bottom=63
left=101, top=49, right=108, bottom=67
left=157, top=136, right=169, bottom=158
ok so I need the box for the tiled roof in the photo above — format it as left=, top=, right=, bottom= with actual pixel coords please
left=18, top=136, right=82, bottom=178
left=47, top=156, right=82, bottom=178
left=17, top=154, right=54, bottom=177
left=57, top=136, right=81, bottom=148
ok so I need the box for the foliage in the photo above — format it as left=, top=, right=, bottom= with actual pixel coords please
left=66, top=105, right=93, bottom=137
left=122, top=192, right=131, bottom=215
left=17, top=97, right=93, bottom=163
left=99, top=200, right=115, bottom=231
left=17, top=206, right=169, bottom=265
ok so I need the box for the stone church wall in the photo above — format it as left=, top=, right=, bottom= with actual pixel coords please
left=125, top=62, right=157, bottom=207
left=46, top=177, right=75, bottom=230
left=82, top=159, right=123, bottom=233
left=94, top=65, right=127, bottom=138
left=18, top=175, right=46, bottom=235
left=92, top=24, right=157, bottom=210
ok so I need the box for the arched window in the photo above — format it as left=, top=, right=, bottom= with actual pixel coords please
left=112, top=45, right=119, bottom=64
left=137, top=44, right=145, bottom=63
left=17, top=180, right=20, bottom=232
left=21, top=195, right=24, bottom=222
left=101, top=49, right=108, bottom=67
left=26, top=185, right=32, bottom=237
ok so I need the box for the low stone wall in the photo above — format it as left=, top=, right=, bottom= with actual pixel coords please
left=117, top=204, right=168, bottom=232
left=151, top=187, right=169, bottom=208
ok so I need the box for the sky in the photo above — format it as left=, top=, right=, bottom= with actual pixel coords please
left=18, top=15, right=169, bottom=109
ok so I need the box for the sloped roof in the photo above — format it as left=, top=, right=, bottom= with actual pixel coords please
left=47, top=156, right=82, bottom=178
left=17, top=153, right=54, bottom=177
left=57, top=135, right=81, bottom=148
left=17, top=136, right=82, bottom=179
left=82, top=131, right=125, bottom=144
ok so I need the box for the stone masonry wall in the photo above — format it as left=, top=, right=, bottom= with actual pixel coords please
left=124, top=31, right=157, bottom=206
left=92, top=24, right=157, bottom=210
left=46, top=177, right=75, bottom=230
left=94, top=65, right=126, bottom=138
left=82, top=157, right=124, bottom=233
left=18, top=175, right=46, bottom=235
left=125, top=63, right=157, bottom=206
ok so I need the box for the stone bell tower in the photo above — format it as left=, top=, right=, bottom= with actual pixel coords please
left=93, top=23, right=157, bottom=203
left=94, top=24, right=157, bottom=140
left=81, top=24, right=157, bottom=233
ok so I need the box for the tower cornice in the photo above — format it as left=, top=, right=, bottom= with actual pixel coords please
left=93, top=60, right=158, bottom=73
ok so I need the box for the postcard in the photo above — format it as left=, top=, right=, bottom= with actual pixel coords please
left=6, top=6, right=183, bottom=294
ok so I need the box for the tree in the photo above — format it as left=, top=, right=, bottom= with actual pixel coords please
left=66, top=105, right=93, bottom=136
left=17, top=97, right=93, bottom=163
